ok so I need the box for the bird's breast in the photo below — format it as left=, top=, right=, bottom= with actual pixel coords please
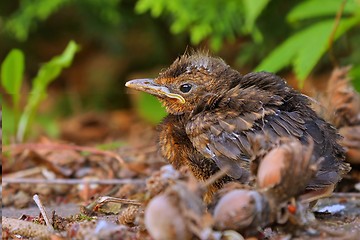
left=158, top=115, right=196, bottom=169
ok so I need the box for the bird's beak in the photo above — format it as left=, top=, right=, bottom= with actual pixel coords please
left=125, top=78, right=186, bottom=103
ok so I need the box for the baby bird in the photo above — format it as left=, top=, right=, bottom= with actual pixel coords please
left=126, top=51, right=350, bottom=202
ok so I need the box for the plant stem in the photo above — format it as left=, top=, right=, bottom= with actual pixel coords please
left=328, top=0, right=347, bottom=67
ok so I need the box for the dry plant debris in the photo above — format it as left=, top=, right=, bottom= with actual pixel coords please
left=2, top=149, right=360, bottom=239
left=319, top=66, right=360, bottom=164
left=212, top=137, right=322, bottom=237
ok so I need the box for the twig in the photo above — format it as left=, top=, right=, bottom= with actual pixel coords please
left=33, top=194, right=54, bottom=233
left=84, top=196, right=142, bottom=214
left=3, top=142, right=126, bottom=166
left=328, top=0, right=347, bottom=67
left=2, top=216, right=51, bottom=239
left=2, top=166, right=43, bottom=179
left=2, top=177, right=146, bottom=185
left=96, top=196, right=142, bottom=206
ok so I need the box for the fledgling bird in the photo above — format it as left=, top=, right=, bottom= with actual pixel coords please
left=126, top=51, right=350, bottom=202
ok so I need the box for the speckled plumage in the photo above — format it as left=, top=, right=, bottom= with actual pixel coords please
left=126, top=52, right=350, bottom=201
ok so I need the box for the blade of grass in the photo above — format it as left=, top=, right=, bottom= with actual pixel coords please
left=17, top=40, right=79, bottom=142
left=1, top=49, right=25, bottom=129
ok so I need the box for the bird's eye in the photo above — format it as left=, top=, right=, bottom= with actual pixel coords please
left=179, top=83, right=192, bottom=93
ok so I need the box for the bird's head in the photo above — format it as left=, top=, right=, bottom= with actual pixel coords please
left=126, top=52, right=241, bottom=115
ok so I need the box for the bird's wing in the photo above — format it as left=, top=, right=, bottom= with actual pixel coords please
left=187, top=106, right=348, bottom=188
left=186, top=108, right=310, bottom=181
left=264, top=113, right=348, bottom=188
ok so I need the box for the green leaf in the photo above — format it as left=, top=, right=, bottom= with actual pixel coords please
left=210, top=35, right=223, bottom=51
left=17, top=40, right=80, bottom=142
left=254, top=32, right=300, bottom=73
left=1, top=49, right=25, bottom=95
left=293, top=20, right=335, bottom=84
left=287, top=0, right=358, bottom=23
left=190, top=24, right=212, bottom=44
left=135, top=0, right=166, bottom=17
left=32, top=40, right=80, bottom=90
left=295, top=16, right=360, bottom=84
left=1, top=48, right=25, bottom=129
left=4, top=0, right=70, bottom=41
left=256, top=15, right=360, bottom=87
left=242, top=0, right=269, bottom=32
left=135, top=0, right=246, bottom=51
left=137, top=92, right=167, bottom=124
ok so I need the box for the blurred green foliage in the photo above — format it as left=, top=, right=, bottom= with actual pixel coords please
left=96, top=140, right=127, bottom=151
left=1, top=49, right=24, bottom=127
left=256, top=0, right=360, bottom=87
left=3, top=1, right=359, bottom=80
left=135, top=0, right=270, bottom=50
left=135, top=0, right=360, bottom=86
left=3, top=0, right=121, bottom=41
left=137, top=92, right=167, bottom=124
left=1, top=40, right=80, bottom=143
left=351, top=66, right=360, bottom=92
left=1, top=0, right=360, bottom=130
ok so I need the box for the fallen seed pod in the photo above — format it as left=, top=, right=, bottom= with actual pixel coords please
left=213, top=138, right=324, bottom=236
left=213, top=189, right=315, bottom=237
left=213, top=189, right=270, bottom=234
left=144, top=181, right=205, bottom=240
left=256, top=138, right=320, bottom=203
left=145, top=194, right=191, bottom=240
left=256, top=146, right=287, bottom=189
